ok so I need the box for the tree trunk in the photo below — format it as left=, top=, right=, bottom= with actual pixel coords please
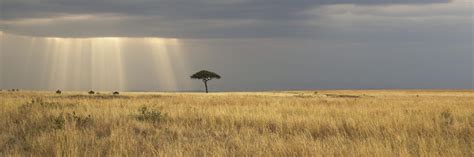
left=204, top=81, right=208, bottom=93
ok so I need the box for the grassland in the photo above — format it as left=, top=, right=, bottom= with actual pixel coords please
left=0, top=90, right=472, bottom=156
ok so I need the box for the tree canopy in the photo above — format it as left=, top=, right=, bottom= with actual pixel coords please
left=190, top=70, right=221, bottom=81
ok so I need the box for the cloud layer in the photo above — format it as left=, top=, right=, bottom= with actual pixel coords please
left=0, top=0, right=458, bottom=38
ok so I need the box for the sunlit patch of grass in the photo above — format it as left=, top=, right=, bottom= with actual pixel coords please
left=0, top=90, right=473, bottom=156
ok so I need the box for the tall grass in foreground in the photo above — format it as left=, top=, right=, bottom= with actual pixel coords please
left=0, top=91, right=472, bottom=156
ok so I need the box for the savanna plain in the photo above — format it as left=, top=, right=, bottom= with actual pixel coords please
left=0, top=90, right=472, bottom=156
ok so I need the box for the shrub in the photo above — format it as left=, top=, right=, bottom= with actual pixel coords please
left=136, top=106, right=167, bottom=124
left=440, top=110, right=455, bottom=135
left=67, top=112, right=94, bottom=129
left=52, top=115, right=66, bottom=129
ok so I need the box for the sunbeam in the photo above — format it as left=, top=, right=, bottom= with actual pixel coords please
left=0, top=32, right=3, bottom=89
left=0, top=33, right=187, bottom=91
left=90, top=38, right=126, bottom=91
left=165, top=38, right=193, bottom=91
left=20, top=37, right=35, bottom=85
left=147, top=38, right=178, bottom=91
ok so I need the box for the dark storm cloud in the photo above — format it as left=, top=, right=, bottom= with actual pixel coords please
left=0, top=0, right=452, bottom=37
left=1, top=0, right=451, bottom=20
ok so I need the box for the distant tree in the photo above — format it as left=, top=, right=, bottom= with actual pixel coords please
left=113, top=91, right=120, bottom=95
left=89, top=90, right=95, bottom=95
left=56, top=90, right=62, bottom=94
left=190, top=70, right=221, bottom=93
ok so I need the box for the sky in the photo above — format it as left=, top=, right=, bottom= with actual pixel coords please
left=0, top=0, right=473, bottom=91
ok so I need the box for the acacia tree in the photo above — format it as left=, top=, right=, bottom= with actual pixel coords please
left=190, top=70, right=221, bottom=93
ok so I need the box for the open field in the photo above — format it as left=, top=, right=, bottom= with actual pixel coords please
left=0, top=90, right=473, bottom=156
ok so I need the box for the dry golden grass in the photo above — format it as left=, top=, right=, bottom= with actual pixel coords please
left=0, top=90, right=473, bottom=156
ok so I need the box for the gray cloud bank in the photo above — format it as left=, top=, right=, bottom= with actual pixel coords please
left=0, top=0, right=456, bottom=38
